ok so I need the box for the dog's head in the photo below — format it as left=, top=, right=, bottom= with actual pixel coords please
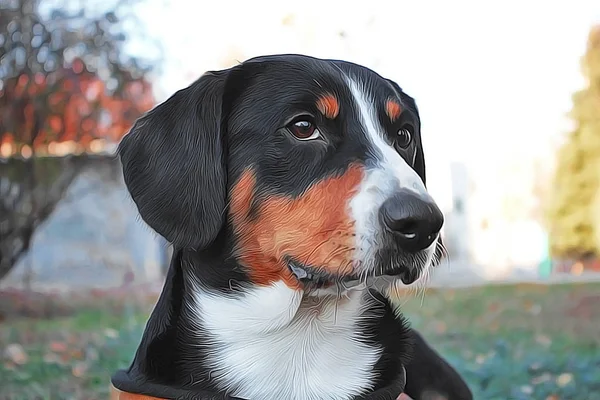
left=119, top=54, right=443, bottom=294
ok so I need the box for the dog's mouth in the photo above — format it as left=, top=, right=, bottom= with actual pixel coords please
left=287, top=260, right=346, bottom=289
left=286, top=258, right=420, bottom=288
left=286, top=259, right=361, bottom=290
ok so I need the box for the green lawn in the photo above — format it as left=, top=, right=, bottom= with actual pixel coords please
left=1, top=282, right=599, bottom=400
left=398, top=282, right=600, bottom=399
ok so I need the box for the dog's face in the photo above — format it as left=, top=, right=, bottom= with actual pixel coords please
left=119, top=54, right=443, bottom=294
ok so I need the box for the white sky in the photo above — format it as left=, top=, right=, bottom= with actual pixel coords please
left=130, top=0, right=600, bottom=209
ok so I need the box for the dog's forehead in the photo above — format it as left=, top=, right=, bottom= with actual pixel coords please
left=242, top=57, right=345, bottom=97
left=239, top=55, right=398, bottom=108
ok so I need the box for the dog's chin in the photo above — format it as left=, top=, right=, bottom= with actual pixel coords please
left=380, top=266, right=424, bottom=285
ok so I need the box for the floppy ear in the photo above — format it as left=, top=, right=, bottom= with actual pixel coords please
left=386, top=79, right=427, bottom=187
left=118, top=70, right=230, bottom=249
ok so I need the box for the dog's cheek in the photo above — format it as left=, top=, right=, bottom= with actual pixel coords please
left=228, top=165, right=365, bottom=284
left=228, top=170, right=297, bottom=288
left=229, top=169, right=257, bottom=224
left=261, top=164, right=364, bottom=276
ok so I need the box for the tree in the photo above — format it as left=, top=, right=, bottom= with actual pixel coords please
left=546, top=25, right=600, bottom=261
left=0, top=0, right=160, bottom=280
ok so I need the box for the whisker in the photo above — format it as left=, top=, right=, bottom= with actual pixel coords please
left=392, top=280, right=414, bottom=308
left=365, top=282, right=386, bottom=307
left=418, top=266, right=430, bottom=306
left=334, top=283, right=340, bottom=322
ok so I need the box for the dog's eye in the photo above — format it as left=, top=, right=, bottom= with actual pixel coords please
left=395, top=125, right=413, bottom=149
left=287, top=118, right=321, bottom=141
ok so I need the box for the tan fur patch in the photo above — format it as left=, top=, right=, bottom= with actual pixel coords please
left=229, top=165, right=365, bottom=287
left=385, top=99, right=402, bottom=122
left=316, top=93, right=340, bottom=119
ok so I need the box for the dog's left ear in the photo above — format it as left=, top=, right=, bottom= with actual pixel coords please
left=118, top=69, right=232, bottom=249
left=387, top=79, right=426, bottom=187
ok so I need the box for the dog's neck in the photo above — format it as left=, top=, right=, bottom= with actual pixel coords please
left=186, top=268, right=381, bottom=400
left=116, top=248, right=409, bottom=400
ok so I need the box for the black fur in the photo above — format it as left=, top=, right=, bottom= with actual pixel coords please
left=115, top=54, right=472, bottom=400
left=119, top=70, right=229, bottom=249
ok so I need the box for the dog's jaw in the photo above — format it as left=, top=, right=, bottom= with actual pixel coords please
left=190, top=279, right=380, bottom=400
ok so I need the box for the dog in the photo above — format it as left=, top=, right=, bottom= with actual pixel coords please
left=111, top=54, right=473, bottom=400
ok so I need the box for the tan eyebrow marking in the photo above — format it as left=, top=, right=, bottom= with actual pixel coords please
left=385, top=99, right=402, bottom=122
left=316, top=93, right=340, bottom=119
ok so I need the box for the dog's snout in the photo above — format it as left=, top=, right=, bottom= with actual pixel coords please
left=379, top=188, right=444, bottom=253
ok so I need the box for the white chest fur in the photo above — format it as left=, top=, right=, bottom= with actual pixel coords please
left=191, top=281, right=382, bottom=400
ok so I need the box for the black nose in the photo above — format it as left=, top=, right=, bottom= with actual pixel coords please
left=379, top=188, right=444, bottom=253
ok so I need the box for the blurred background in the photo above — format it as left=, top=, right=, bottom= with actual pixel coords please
left=0, top=0, right=599, bottom=399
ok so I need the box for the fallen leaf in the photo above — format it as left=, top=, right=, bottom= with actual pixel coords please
left=104, top=328, right=119, bottom=339
left=4, top=343, right=28, bottom=365
left=556, top=373, right=573, bottom=387
left=520, top=385, right=533, bottom=394
left=72, top=361, right=89, bottom=377
left=49, top=341, right=68, bottom=353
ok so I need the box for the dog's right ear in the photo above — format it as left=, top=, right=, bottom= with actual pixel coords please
left=118, top=70, right=230, bottom=249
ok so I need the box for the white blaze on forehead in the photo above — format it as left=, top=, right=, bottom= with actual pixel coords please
left=345, top=76, right=426, bottom=194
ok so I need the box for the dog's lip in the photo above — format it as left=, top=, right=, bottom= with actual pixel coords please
left=286, top=259, right=359, bottom=288
left=287, top=258, right=419, bottom=287
left=288, top=261, right=317, bottom=281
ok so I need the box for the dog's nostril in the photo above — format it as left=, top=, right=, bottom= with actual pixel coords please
left=393, top=219, right=419, bottom=239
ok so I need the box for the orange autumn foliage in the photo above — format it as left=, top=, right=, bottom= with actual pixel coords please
left=0, top=58, right=155, bottom=152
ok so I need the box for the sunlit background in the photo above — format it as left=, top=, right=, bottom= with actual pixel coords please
left=1, top=0, right=599, bottom=399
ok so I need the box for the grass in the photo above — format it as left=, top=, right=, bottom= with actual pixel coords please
left=396, top=282, right=600, bottom=399
left=1, top=282, right=599, bottom=399
left=0, top=296, right=150, bottom=400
